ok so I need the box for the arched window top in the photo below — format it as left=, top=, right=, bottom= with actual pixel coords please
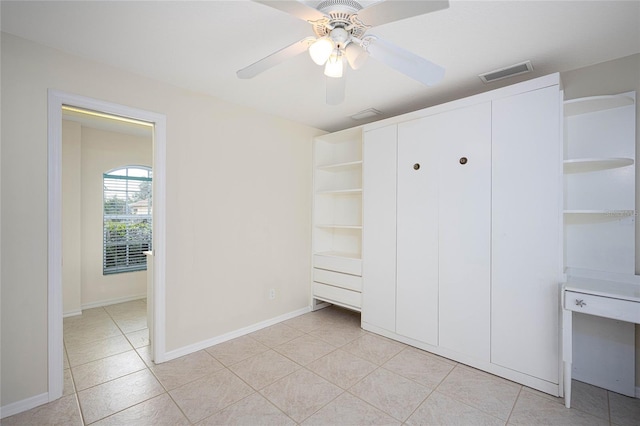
left=103, top=165, right=152, bottom=275
left=105, top=165, right=152, bottom=179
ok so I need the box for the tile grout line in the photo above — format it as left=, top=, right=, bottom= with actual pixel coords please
left=607, top=390, right=612, bottom=426
left=504, top=385, right=524, bottom=425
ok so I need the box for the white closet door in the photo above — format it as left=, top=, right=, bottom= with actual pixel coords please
left=491, top=85, right=561, bottom=383
left=436, top=103, right=492, bottom=360
left=362, top=125, right=397, bottom=332
left=396, top=118, right=440, bottom=345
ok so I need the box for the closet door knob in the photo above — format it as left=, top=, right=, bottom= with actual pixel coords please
left=459, top=157, right=468, bottom=165
left=413, top=163, right=420, bottom=170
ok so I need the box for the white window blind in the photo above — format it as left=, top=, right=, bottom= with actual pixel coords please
left=103, top=166, right=152, bottom=275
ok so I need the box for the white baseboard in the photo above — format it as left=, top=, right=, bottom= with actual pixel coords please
left=62, top=309, right=82, bottom=318
left=81, top=294, right=146, bottom=311
left=162, top=306, right=311, bottom=362
left=1, top=392, right=49, bottom=419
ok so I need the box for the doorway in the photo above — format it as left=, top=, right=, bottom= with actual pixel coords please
left=47, top=90, right=167, bottom=402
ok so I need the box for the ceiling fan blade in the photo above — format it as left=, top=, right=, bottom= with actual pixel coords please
left=345, top=43, right=368, bottom=70
left=326, top=76, right=346, bottom=105
left=237, top=38, right=314, bottom=79
left=355, top=0, right=449, bottom=27
left=365, top=36, right=445, bottom=86
left=253, top=0, right=328, bottom=22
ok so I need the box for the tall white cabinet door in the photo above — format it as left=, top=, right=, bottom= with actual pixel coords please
left=362, top=125, right=398, bottom=332
left=436, top=103, right=492, bottom=360
left=396, top=119, right=440, bottom=345
left=491, top=85, right=561, bottom=383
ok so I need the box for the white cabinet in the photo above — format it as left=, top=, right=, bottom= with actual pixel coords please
left=312, top=128, right=363, bottom=311
left=491, top=85, right=562, bottom=383
left=361, top=125, right=397, bottom=328
left=396, top=102, right=492, bottom=357
left=361, top=74, right=563, bottom=396
left=434, top=103, right=492, bottom=360
left=395, top=117, right=439, bottom=346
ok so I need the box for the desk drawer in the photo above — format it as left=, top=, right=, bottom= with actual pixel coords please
left=313, top=282, right=361, bottom=310
left=565, top=291, right=640, bottom=323
left=313, top=268, right=362, bottom=292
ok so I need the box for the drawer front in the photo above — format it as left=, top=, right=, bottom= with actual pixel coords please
left=314, top=254, right=362, bottom=276
left=565, top=291, right=640, bottom=323
left=313, top=282, right=362, bottom=310
left=313, top=268, right=362, bottom=292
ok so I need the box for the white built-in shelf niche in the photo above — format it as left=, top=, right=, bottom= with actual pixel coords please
left=563, top=92, right=636, bottom=276
left=311, top=127, right=363, bottom=310
left=313, top=128, right=363, bottom=260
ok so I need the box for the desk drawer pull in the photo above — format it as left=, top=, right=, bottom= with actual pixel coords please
left=575, top=299, right=587, bottom=307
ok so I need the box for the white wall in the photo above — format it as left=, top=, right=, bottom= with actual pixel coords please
left=62, top=120, right=82, bottom=315
left=560, top=53, right=640, bottom=387
left=1, top=33, right=319, bottom=407
left=79, top=126, right=152, bottom=307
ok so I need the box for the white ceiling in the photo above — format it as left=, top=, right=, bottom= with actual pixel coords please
left=2, top=0, right=639, bottom=132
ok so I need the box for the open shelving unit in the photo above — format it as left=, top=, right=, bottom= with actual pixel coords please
left=312, top=127, right=363, bottom=311
left=562, top=91, right=637, bottom=395
left=563, top=92, right=636, bottom=237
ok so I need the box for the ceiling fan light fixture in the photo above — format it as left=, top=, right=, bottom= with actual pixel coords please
left=324, top=53, right=344, bottom=78
left=309, top=38, right=334, bottom=65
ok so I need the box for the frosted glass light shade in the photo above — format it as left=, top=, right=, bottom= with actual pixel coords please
left=324, top=55, right=344, bottom=78
left=309, top=38, right=333, bottom=65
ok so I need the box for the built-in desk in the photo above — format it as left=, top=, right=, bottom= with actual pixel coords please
left=561, top=278, right=640, bottom=408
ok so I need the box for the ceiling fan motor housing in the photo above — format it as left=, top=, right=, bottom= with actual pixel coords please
left=313, top=0, right=368, bottom=40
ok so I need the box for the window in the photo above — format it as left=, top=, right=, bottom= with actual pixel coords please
left=103, top=166, right=152, bottom=274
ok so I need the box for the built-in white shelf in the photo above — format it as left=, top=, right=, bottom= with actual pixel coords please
left=563, top=90, right=635, bottom=278
left=563, top=158, right=634, bottom=173
left=313, top=250, right=361, bottom=259
left=564, top=210, right=636, bottom=220
left=565, top=276, right=640, bottom=303
left=316, top=188, right=362, bottom=195
left=317, top=160, right=363, bottom=172
left=313, top=127, right=363, bottom=310
left=315, top=224, right=362, bottom=230
left=564, top=210, right=635, bottom=226
left=564, top=94, right=634, bottom=117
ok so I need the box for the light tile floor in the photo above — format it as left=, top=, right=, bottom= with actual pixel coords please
left=4, top=300, right=640, bottom=425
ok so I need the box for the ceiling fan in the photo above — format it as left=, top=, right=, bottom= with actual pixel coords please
left=237, top=0, right=449, bottom=105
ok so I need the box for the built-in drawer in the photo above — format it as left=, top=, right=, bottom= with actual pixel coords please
left=313, top=268, right=362, bottom=292
left=565, top=291, right=640, bottom=323
left=313, top=254, right=362, bottom=276
left=313, top=282, right=362, bottom=310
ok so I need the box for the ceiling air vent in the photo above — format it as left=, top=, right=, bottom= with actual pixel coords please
left=350, top=108, right=382, bottom=120
left=479, top=61, right=533, bottom=84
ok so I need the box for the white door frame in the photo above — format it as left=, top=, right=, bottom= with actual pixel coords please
left=47, top=90, right=167, bottom=400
